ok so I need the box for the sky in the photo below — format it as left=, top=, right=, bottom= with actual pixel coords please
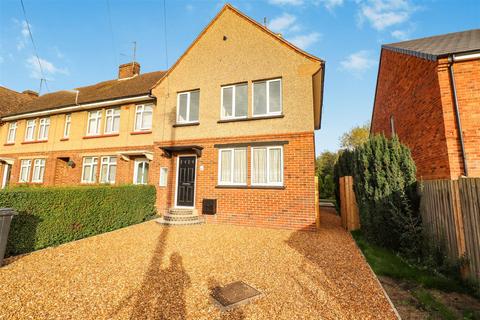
left=0, top=0, right=479, bottom=155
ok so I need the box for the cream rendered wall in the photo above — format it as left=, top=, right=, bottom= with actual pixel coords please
left=0, top=102, right=154, bottom=155
left=151, top=9, right=321, bottom=143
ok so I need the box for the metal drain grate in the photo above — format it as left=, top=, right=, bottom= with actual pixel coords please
left=211, top=281, right=263, bottom=311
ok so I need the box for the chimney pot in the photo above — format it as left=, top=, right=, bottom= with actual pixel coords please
left=118, top=62, right=140, bottom=79
left=22, top=90, right=39, bottom=98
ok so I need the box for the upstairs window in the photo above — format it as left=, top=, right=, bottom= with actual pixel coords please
left=7, top=122, right=17, bottom=144
left=81, top=157, right=98, bottom=183
left=25, top=119, right=36, bottom=141
left=100, top=156, right=117, bottom=184
left=252, top=146, right=283, bottom=186
left=87, top=110, right=102, bottom=136
left=218, top=148, right=247, bottom=185
left=63, top=114, right=71, bottom=138
left=221, top=83, right=248, bottom=119
left=253, top=79, right=282, bottom=117
left=38, top=117, right=50, bottom=140
left=105, top=108, right=120, bottom=134
left=134, top=104, right=153, bottom=131
left=177, top=90, right=199, bottom=123
left=32, top=159, right=46, bottom=183
left=19, top=159, right=32, bottom=183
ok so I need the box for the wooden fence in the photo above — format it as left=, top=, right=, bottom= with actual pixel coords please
left=420, top=178, right=480, bottom=281
left=339, top=176, right=360, bottom=231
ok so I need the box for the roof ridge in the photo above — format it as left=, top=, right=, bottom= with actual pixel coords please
left=384, top=28, right=480, bottom=47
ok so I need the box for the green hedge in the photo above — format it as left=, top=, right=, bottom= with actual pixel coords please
left=0, top=185, right=156, bottom=256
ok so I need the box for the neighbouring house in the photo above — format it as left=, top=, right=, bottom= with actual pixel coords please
left=371, top=29, right=480, bottom=180
left=0, top=4, right=325, bottom=230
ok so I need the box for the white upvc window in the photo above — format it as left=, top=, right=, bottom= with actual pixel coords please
left=99, top=156, right=117, bottom=184
left=221, top=83, right=248, bottom=119
left=87, top=110, right=102, bottom=136
left=218, top=148, right=247, bottom=185
left=38, top=117, right=50, bottom=140
left=25, top=119, right=36, bottom=141
left=159, top=167, right=168, bottom=187
left=7, top=122, right=17, bottom=144
left=81, top=157, right=98, bottom=183
left=104, top=108, right=120, bottom=134
left=32, top=159, right=46, bottom=183
left=134, top=104, right=153, bottom=131
left=253, top=78, right=282, bottom=117
left=251, top=146, right=283, bottom=186
left=63, top=114, right=71, bottom=138
left=19, top=159, right=32, bottom=183
left=133, top=159, right=149, bottom=185
left=177, top=90, right=199, bottom=123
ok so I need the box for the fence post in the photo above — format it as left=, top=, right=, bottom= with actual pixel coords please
left=339, top=176, right=360, bottom=231
left=315, top=176, right=320, bottom=229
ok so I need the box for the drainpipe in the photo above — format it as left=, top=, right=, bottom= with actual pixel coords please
left=447, top=55, right=468, bottom=177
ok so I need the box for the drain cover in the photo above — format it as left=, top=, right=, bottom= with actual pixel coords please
left=211, top=281, right=263, bottom=311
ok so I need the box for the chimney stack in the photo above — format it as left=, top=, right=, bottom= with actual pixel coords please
left=118, top=62, right=140, bottom=79
left=22, top=90, right=39, bottom=98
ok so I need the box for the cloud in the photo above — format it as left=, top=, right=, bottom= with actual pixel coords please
left=340, top=50, right=376, bottom=73
left=267, top=13, right=297, bottom=33
left=391, top=29, right=409, bottom=40
left=186, top=4, right=194, bottom=12
left=26, top=56, right=69, bottom=79
left=318, top=0, right=344, bottom=10
left=14, top=19, right=32, bottom=51
left=357, top=0, right=416, bottom=31
left=289, top=32, right=322, bottom=49
left=269, top=0, right=304, bottom=5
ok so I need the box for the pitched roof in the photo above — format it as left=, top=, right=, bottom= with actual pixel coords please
left=4, top=70, right=166, bottom=118
left=0, top=86, right=37, bottom=117
left=383, top=29, right=480, bottom=61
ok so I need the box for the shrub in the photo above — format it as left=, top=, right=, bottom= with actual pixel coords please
left=0, top=185, right=156, bottom=256
left=333, top=149, right=356, bottom=212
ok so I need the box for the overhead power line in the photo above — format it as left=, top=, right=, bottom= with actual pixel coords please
left=20, top=0, right=49, bottom=93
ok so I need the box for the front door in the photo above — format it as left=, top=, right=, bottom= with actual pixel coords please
left=176, top=156, right=196, bottom=207
left=1, top=164, right=11, bottom=189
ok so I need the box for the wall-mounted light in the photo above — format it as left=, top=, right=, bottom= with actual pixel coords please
left=67, top=160, right=76, bottom=168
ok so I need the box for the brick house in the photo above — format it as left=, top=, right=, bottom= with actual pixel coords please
left=0, top=5, right=325, bottom=230
left=371, top=29, right=480, bottom=180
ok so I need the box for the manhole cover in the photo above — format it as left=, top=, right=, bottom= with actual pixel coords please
left=211, top=281, right=263, bottom=311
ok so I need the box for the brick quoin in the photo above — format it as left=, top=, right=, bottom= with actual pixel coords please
left=371, top=49, right=480, bottom=180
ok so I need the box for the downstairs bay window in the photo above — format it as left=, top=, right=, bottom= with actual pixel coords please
left=218, top=148, right=247, bottom=185
left=100, top=156, right=117, bottom=184
left=81, top=157, right=98, bottom=183
left=19, top=159, right=32, bottom=183
left=252, top=146, right=283, bottom=186
left=134, top=159, right=149, bottom=185
left=32, top=159, right=46, bottom=183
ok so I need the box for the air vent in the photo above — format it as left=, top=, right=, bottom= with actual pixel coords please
left=202, top=199, right=217, bottom=215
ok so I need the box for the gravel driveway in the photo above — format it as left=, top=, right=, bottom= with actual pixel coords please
left=0, top=208, right=396, bottom=319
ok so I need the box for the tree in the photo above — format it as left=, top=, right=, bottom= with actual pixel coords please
left=315, top=151, right=338, bottom=199
left=340, top=123, right=370, bottom=150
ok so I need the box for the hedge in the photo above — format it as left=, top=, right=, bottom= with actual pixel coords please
left=0, top=185, right=156, bottom=256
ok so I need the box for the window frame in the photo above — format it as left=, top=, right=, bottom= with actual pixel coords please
left=251, top=145, right=284, bottom=187
left=217, top=147, right=247, bottom=186
left=19, top=159, right=32, bottom=183
left=99, top=156, right=117, bottom=184
left=176, top=90, right=200, bottom=124
left=220, top=83, right=248, bottom=120
left=7, top=122, right=17, bottom=144
left=81, top=157, right=98, bottom=184
left=134, top=104, right=153, bottom=132
left=32, top=159, right=46, bottom=183
left=133, top=158, right=149, bottom=185
left=252, top=78, right=282, bottom=117
left=104, top=108, right=120, bottom=134
left=37, top=117, right=50, bottom=141
left=63, top=114, right=71, bottom=138
left=25, top=119, right=36, bottom=141
left=86, top=110, right=102, bottom=136
left=159, top=167, right=168, bottom=187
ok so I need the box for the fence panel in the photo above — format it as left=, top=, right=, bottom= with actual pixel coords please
left=339, top=176, right=360, bottom=231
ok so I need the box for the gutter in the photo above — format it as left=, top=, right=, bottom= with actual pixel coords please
left=448, top=55, right=468, bottom=176
left=1, top=94, right=154, bottom=121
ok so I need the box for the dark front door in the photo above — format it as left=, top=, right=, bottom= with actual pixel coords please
left=176, top=156, right=196, bottom=207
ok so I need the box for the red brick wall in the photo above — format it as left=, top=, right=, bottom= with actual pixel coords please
left=371, top=49, right=451, bottom=180
left=438, top=58, right=480, bottom=178
left=152, top=132, right=317, bottom=230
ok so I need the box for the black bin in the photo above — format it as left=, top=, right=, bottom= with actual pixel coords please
left=0, top=208, right=17, bottom=266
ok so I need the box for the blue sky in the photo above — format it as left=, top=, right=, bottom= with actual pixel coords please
left=0, top=0, right=479, bottom=154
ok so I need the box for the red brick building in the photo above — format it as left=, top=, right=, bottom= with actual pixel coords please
left=0, top=5, right=325, bottom=230
left=371, top=29, right=480, bottom=180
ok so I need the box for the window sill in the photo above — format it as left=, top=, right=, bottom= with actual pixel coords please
left=60, top=138, right=69, bottom=141
left=215, top=185, right=285, bottom=190
left=217, top=114, right=284, bottom=123
left=21, top=140, right=48, bottom=145
left=173, top=122, right=200, bottom=128
left=83, top=133, right=120, bottom=139
left=3, top=143, right=15, bottom=146
left=130, top=130, right=152, bottom=135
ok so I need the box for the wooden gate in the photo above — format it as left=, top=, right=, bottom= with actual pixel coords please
left=339, top=176, right=360, bottom=231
